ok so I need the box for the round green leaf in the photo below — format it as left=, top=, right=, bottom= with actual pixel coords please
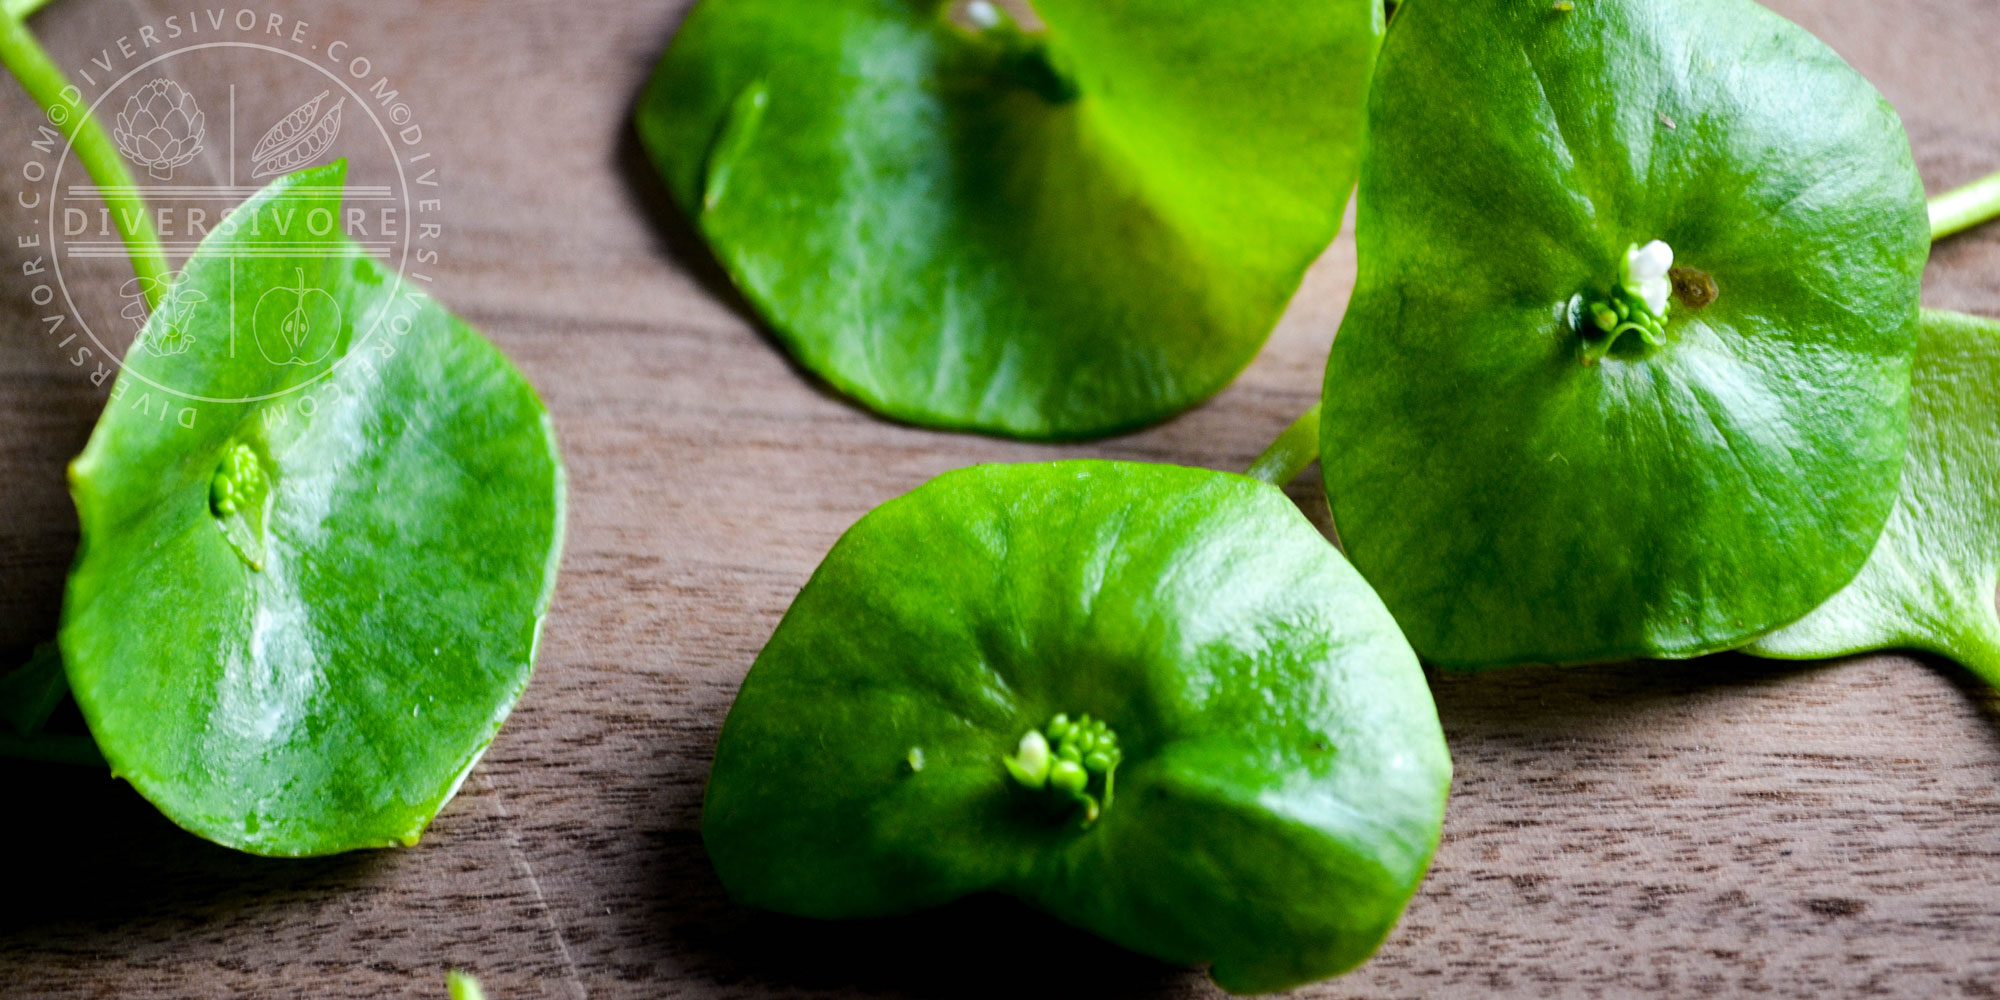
left=638, top=0, right=1382, bottom=439
left=1320, top=0, right=1929, bottom=667
left=705, top=461, right=1449, bottom=993
left=1747, top=311, right=2000, bottom=684
left=61, top=163, right=566, bottom=857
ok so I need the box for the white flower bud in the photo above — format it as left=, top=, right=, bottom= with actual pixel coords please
left=1014, top=729, right=1049, bottom=775
left=1629, top=240, right=1674, bottom=281
left=1625, top=240, right=1674, bottom=316
left=1639, top=276, right=1672, bottom=316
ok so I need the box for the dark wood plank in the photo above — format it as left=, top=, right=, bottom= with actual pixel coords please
left=1, top=1, right=1996, bottom=997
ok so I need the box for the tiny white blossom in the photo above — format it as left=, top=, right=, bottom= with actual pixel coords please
left=1627, top=240, right=1674, bottom=316
left=965, top=0, right=1002, bottom=28
left=1016, top=729, right=1049, bottom=773
left=1639, top=277, right=1671, bottom=316
left=1630, top=240, right=1674, bottom=280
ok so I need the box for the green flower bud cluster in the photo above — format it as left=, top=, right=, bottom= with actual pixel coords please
left=209, top=441, right=269, bottom=518
left=1002, top=712, right=1123, bottom=827
left=1574, top=240, right=1675, bottom=365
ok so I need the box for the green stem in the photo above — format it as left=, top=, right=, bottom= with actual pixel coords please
left=1930, top=170, right=2000, bottom=242
left=1247, top=402, right=1322, bottom=486
left=0, top=731, right=104, bottom=767
left=0, top=7, right=168, bottom=306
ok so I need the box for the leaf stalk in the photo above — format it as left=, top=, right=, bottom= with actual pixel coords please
left=0, top=6, right=169, bottom=306
left=1247, top=402, right=1323, bottom=487
left=1931, top=170, right=2000, bottom=242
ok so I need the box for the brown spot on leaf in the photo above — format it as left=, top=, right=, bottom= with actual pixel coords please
left=1672, top=267, right=1719, bottom=309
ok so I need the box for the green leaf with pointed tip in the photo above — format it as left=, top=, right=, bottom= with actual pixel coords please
left=706, top=461, right=1450, bottom=993
left=1747, top=311, right=2000, bottom=684
left=638, top=0, right=1383, bottom=440
left=60, top=162, right=566, bottom=857
left=1320, top=0, right=1929, bottom=668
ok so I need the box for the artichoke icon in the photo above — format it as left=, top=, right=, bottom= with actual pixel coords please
left=113, top=79, right=204, bottom=180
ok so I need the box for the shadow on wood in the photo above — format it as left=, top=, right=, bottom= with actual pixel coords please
left=653, top=825, right=1201, bottom=1000
left=1428, top=653, right=1823, bottom=736
left=611, top=119, right=756, bottom=331
left=612, top=112, right=880, bottom=427
left=0, top=752, right=392, bottom=937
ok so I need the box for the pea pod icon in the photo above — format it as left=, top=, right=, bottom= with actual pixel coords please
left=252, top=268, right=341, bottom=366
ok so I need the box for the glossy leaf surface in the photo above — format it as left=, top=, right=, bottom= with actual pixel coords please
left=1748, top=311, right=2000, bottom=685
left=1321, top=0, right=1929, bottom=667
left=62, top=163, right=566, bottom=856
left=705, top=461, right=1450, bottom=993
left=638, top=0, right=1382, bottom=439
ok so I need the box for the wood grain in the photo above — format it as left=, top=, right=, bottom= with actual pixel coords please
left=2, top=1, right=1997, bottom=997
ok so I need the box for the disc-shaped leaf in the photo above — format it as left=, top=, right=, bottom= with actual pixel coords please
left=706, top=461, right=1449, bottom=993
left=1320, top=0, right=1929, bottom=667
left=1747, top=311, right=2000, bottom=685
left=638, top=0, right=1382, bottom=439
left=61, top=163, right=566, bottom=856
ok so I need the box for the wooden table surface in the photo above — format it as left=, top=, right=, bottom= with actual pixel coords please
left=3, top=1, right=1998, bottom=997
